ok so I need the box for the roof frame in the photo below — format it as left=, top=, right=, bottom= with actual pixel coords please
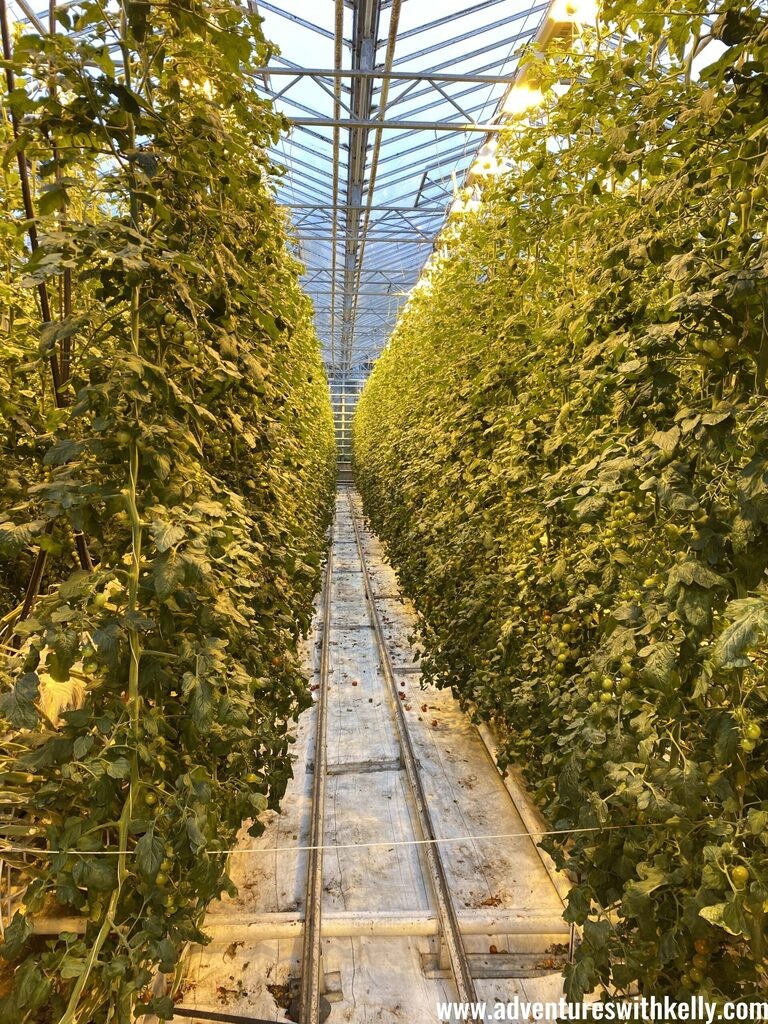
left=252, top=0, right=550, bottom=373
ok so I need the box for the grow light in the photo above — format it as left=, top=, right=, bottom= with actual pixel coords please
left=549, top=0, right=598, bottom=25
left=502, top=84, right=544, bottom=117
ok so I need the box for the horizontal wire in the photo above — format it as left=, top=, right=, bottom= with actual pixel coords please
left=0, top=817, right=713, bottom=859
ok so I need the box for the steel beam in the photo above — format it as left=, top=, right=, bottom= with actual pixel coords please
left=347, top=0, right=403, bottom=370
left=291, top=117, right=502, bottom=130
left=329, top=0, right=344, bottom=364
left=376, top=54, right=535, bottom=124
left=395, top=0, right=513, bottom=42
left=373, top=141, right=473, bottom=191
left=252, top=1, right=336, bottom=42
left=296, top=235, right=433, bottom=244
left=392, top=13, right=544, bottom=67
left=336, top=0, right=384, bottom=373
left=306, top=268, right=417, bottom=278
left=254, top=67, right=517, bottom=84
left=285, top=204, right=446, bottom=213
left=381, top=71, right=500, bottom=114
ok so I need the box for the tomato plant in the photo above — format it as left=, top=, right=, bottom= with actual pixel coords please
left=355, top=0, right=768, bottom=1001
left=0, top=1, right=335, bottom=1020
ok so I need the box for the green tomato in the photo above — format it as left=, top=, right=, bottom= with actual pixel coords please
left=601, top=677, right=614, bottom=692
left=745, top=723, right=762, bottom=741
left=731, top=865, right=750, bottom=888
left=164, top=312, right=178, bottom=326
left=703, top=339, right=725, bottom=358
left=600, top=691, right=613, bottom=704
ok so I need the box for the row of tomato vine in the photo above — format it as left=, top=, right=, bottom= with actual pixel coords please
left=0, top=1, right=335, bottom=1020
left=355, top=0, right=767, bottom=1004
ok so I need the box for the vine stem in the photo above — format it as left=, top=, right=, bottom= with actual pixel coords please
left=56, top=888, right=120, bottom=1024
left=58, top=8, right=145, bottom=1017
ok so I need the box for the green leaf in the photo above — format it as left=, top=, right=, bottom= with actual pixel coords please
left=43, top=439, right=85, bottom=467
left=135, top=825, right=165, bottom=879
left=676, top=587, right=711, bottom=630
left=151, top=519, right=185, bottom=552
left=650, top=426, right=680, bottom=454
left=0, top=674, right=40, bottom=729
left=666, top=560, right=724, bottom=591
left=0, top=912, right=33, bottom=960
left=14, top=958, right=51, bottom=1010
left=564, top=954, right=596, bottom=1002
left=699, top=897, right=750, bottom=937
left=153, top=551, right=185, bottom=600
left=72, top=857, right=116, bottom=892
left=640, top=642, right=677, bottom=692
left=104, top=756, right=131, bottom=779
left=37, top=182, right=68, bottom=215
left=185, top=815, right=206, bottom=852
left=58, top=570, right=94, bottom=601
left=0, top=519, right=47, bottom=557
left=622, top=862, right=669, bottom=917
left=713, top=598, right=768, bottom=668
left=564, top=884, right=592, bottom=925
left=73, top=735, right=95, bottom=760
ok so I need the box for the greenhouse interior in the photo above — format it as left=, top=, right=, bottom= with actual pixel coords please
left=1, top=0, right=767, bottom=1021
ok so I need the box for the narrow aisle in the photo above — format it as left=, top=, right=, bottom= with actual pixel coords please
left=177, top=489, right=571, bottom=1024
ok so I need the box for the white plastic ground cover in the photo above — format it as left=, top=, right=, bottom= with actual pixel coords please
left=175, top=491, right=570, bottom=1023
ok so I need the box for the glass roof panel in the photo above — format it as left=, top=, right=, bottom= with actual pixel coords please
left=254, top=0, right=548, bottom=377
left=4, top=0, right=549, bottom=377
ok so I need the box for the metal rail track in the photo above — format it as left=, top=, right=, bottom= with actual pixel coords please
left=297, top=544, right=334, bottom=1024
left=294, top=490, right=567, bottom=1022
left=345, top=490, right=482, bottom=1021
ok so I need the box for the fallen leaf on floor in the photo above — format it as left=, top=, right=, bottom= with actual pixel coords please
left=267, top=983, right=293, bottom=1010
left=535, top=957, right=563, bottom=970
